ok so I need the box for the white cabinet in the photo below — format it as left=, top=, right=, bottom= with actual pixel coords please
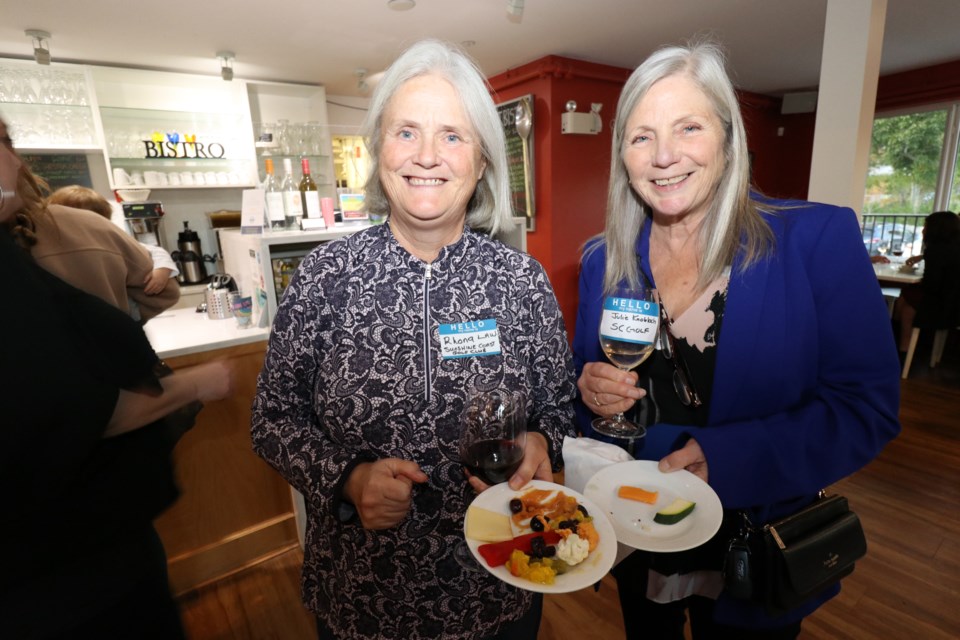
left=247, top=82, right=336, bottom=200
left=0, top=59, right=101, bottom=151
left=91, top=67, right=259, bottom=190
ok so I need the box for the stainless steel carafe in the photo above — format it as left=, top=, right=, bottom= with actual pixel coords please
left=177, top=221, right=207, bottom=284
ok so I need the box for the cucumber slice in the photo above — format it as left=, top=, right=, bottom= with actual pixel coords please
left=653, top=498, right=696, bottom=525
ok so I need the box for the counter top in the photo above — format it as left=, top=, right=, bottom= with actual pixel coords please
left=144, top=306, right=270, bottom=359
left=217, top=222, right=373, bottom=247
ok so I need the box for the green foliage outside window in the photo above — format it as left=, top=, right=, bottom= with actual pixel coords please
left=865, top=110, right=945, bottom=214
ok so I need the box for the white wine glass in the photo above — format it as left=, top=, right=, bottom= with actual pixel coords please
left=592, top=281, right=660, bottom=439
left=455, top=388, right=527, bottom=571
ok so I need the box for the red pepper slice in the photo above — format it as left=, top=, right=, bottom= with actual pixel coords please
left=477, top=530, right=562, bottom=567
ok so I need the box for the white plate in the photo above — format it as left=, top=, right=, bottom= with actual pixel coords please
left=464, top=479, right=617, bottom=594
left=584, top=460, right=723, bottom=552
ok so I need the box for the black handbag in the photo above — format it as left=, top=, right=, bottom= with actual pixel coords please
left=723, top=493, right=867, bottom=616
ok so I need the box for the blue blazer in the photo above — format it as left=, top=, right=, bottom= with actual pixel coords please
left=573, top=198, right=902, bottom=625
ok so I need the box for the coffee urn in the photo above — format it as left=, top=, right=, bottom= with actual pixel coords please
left=122, top=201, right=165, bottom=247
left=175, top=221, right=207, bottom=284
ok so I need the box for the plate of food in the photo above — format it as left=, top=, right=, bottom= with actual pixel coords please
left=584, top=460, right=723, bottom=553
left=463, top=479, right=617, bottom=593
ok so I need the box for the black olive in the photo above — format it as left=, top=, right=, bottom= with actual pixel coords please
left=509, top=498, right=523, bottom=514
left=542, top=545, right=556, bottom=558
left=559, top=520, right=578, bottom=533
left=530, top=515, right=545, bottom=532
left=577, top=504, right=589, bottom=517
left=530, top=536, right=545, bottom=558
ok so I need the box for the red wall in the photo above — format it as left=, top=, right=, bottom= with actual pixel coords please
left=489, top=57, right=630, bottom=336
left=488, top=55, right=960, bottom=343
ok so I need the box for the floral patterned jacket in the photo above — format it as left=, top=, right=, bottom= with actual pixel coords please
left=252, top=223, right=576, bottom=639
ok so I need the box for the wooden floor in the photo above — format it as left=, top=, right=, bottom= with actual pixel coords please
left=177, top=339, right=960, bottom=640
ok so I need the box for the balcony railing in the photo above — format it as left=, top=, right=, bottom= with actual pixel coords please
left=861, top=212, right=927, bottom=258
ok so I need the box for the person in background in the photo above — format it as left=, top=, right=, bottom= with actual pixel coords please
left=0, top=118, right=236, bottom=637
left=1, top=127, right=179, bottom=323
left=893, top=210, right=960, bottom=359
left=48, top=184, right=180, bottom=296
left=573, top=41, right=900, bottom=638
left=251, top=39, right=576, bottom=640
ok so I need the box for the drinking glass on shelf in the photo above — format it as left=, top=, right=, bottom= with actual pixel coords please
left=455, top=387, right=527, bottom=570
left=592, top=280, right=659, bottom=439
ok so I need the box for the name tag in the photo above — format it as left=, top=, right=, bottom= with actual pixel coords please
left=599, top=297, right=659, bottom=345
left=439, top=319, right=502, bottom=359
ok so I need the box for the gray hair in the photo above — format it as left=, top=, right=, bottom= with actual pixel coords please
left=596, top=40, right=773, bottom=293
left=360, top=39, right=513, bottom=237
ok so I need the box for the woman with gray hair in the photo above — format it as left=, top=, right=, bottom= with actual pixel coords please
left=573, top=41, right=899, bottom=637
left=252, top=39, right=575, bottom=639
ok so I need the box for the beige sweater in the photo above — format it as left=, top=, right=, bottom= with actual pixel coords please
left=30, top=204, right=180, bottom=322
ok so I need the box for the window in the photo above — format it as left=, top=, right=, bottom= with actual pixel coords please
left=863, top=103, right=960, bottom=258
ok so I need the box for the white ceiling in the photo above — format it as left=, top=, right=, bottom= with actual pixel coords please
left=2, top=0, right=960, bottom=99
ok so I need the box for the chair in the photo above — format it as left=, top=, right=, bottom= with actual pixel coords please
left=901, top=326, right=957, bottom=379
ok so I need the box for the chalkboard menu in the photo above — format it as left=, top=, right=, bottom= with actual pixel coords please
left=496, top=95, right=535, bottom=230
left=20, top=153, right=93, bottom=191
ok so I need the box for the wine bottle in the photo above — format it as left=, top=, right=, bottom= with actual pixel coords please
left=263, top=158, right=286, bottom=230
left=299, top=157, right=324, bottom=226
left=281, top=158, right=303, bottom=229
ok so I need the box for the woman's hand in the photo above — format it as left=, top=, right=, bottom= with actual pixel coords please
left=464, top=432, right=551, bottom=494
left=905, top=254, right=923, bottom=267
left=578, top=361, right=645, bottom=417
left=345, top=459, right=428, bottom=530
left=658, top=437, right=708, bottom=483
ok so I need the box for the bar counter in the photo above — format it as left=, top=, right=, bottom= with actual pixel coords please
left=143, top=308, right=296, bottom=595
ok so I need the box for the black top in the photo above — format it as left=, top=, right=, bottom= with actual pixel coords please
left=0, top=228, right=182, bottom=634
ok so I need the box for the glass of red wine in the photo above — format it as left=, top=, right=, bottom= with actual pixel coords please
left=460, top=388, right=527, bottom=485
left=456, top=388, right=527, bottom=571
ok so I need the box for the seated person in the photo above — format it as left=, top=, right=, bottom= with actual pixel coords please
left=894, top=210, right=960, bottom=358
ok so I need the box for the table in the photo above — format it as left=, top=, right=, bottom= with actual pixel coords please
left=873, top=262, right=922, bottom=285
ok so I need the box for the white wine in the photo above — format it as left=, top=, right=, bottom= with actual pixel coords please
left=281, top=158, right=303, bottom=228
left=262, top=158, right=286, bottom=230
left=600, top=338, right=654, bottom=370
left=299, top=157, right=323, bottom=223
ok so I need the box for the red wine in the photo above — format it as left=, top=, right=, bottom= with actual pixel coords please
left=462, top=439, right=523, bottom=485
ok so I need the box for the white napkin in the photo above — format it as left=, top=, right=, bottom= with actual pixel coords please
left=563, top=436, right=640, bottom=569
left=562, top=436, right=634, bottom=494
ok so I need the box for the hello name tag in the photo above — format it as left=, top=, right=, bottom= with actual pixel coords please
left=599, top=297, right=659, bottom=345
left=439, top=319, right=502, bottom=359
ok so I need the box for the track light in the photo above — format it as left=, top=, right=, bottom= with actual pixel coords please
left=507, top=0, right=524, bottom=23
left=356, top=68, right=369, bottom=93
left=26, top=30, right=51, bottom=65
left=217, top=51, right=235, bottom=81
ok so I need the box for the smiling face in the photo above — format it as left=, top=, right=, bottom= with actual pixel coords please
left=379, top=73, right=486, bottom=232
left=622, top=74, right=726, bottom=225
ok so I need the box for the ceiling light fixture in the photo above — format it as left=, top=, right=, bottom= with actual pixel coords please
left=217, top=51, right=235, bottom=81
left=506, top=0, right=524, bottom=23
left=388, top=0, right=416, bottom=10
left=26, top=29, right=51, bottom=65
left=355, top=68, right=369, bottom=93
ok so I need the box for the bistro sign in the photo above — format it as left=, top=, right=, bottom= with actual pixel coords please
left=142, top=132, right=226, bottom=159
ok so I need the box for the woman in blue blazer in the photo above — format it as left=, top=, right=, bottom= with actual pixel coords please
left=573, top=41, right=901, bottom=638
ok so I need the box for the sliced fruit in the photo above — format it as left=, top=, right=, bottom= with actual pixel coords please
left=653, top=498, right=696, bottom=525
left=617, top=485, right=659, bottom=504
